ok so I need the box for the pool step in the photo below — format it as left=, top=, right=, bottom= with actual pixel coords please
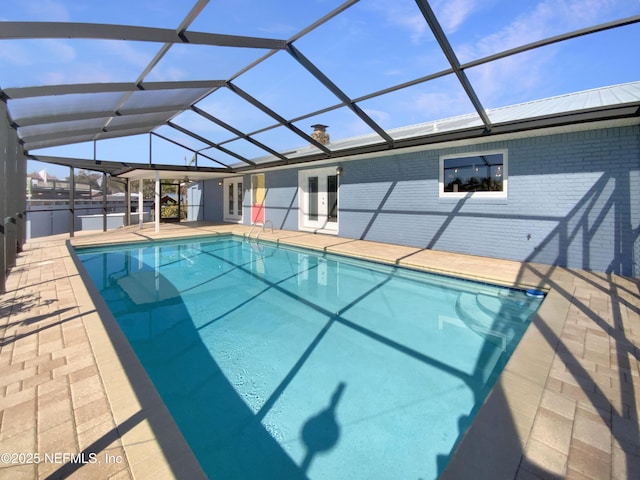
left=476, top=293, right=531, bottom=323
left=456, top=293, right=528, bottom=349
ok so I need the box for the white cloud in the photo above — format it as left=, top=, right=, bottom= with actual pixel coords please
left=0, top=39, right=75, bottom=72
left=457, top=0, right=633, bottom=105
left=469, top=0, right=628, bottom=58
left=41, top=71, right=66, bottom=84
left=432, top=0, right=478, bottom=33
left=0, top=39, right=80, bottom=86
left=467, top=50, right=553, bottom=107
left=41, top=64, right=118, bottom=85
left=101, top=40, right=156, bottom=74
left=365, top=0, right=480, bottom=42
left=411, top=89, right=472, bottom=118
left=174, top=111, right=227, bottom=136
left=361, top=108, right=391, bottom=130
left=43, top=39, right=76, bottom=63
left=0, top=42, right=33, bottom=67
left=365, top=0, right=429, bottom=44
left=148, top=65, right=188, bottom=82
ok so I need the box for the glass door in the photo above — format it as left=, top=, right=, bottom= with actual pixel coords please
left=223, top=177, right=243, bottom=223
left=299, top=167, right=339, bottom=233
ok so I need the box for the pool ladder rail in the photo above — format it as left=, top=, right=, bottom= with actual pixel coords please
left=247, top=220, right=274, bottom=242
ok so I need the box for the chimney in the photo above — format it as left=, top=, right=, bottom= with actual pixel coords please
left=310, top=124, right=330, bottom=145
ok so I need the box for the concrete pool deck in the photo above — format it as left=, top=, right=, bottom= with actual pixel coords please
left=0, top=222, right=639, bottom=479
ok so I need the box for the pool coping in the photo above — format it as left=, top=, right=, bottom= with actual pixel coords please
left=5, top=222, right=638, bottom=479
left=64, top=225, right=603, bottom=478
left=67, top=225, right=564, bottom=478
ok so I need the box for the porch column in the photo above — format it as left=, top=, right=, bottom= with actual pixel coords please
left=138, top=179, right=143, bottom=229
left=69, top=167, right=75, bottom=237
left=102, top=172, right=107, bottom=232
left=155, top=171, right=160, bottom=233
left=124, top=178, right=130, bottom=227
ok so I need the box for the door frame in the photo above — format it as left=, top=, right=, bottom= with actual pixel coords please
left=298, top=166, right=339, bottom=234
left=223, top=177, right=243, bottom=223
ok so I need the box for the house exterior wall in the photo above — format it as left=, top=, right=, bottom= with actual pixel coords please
left=261, top=168, right=299, bottom=231
left=203, top=123, right=640, bottom=276
left=335, top=125, right=640, bottom=276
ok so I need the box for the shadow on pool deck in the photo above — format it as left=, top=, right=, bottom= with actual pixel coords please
left=3, top=222, right=639, bottom=479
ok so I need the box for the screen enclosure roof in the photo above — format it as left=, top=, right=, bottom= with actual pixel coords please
left=1, top=0, right=639, bottom=177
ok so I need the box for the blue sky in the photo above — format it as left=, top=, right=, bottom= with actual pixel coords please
left=1, top=0, right=638, bottom=178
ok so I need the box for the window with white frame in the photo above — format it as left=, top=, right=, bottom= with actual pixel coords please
left=440, top=150, right=507, bottom=197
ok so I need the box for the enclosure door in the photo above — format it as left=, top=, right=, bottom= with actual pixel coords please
left=160, top=182, right=181, bottom=222
left=299, top=167, right=338, bottom=233
left=223, top=177, right=243, bottom=223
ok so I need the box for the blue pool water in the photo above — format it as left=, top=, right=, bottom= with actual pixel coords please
left=76, top=235, right=543, bottom=479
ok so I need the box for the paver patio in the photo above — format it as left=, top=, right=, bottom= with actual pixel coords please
left=0, top=222, right=638, bottom=479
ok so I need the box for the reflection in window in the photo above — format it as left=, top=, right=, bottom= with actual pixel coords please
left=442, top=152, right=505, bottom=195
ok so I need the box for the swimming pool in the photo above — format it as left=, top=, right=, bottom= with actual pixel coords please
left=76, top=235, right=543, bottom=479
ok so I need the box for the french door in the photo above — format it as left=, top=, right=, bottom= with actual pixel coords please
left=299, top=167, right=339, bottom=233
left=223, top=177, right=243, bottom=223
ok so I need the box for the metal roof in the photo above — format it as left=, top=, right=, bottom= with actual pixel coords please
left=240, top=81, right=640, bottom=170
left=1, top=0, right=639, bottom=176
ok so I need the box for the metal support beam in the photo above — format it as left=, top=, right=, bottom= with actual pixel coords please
left=191, top=105, right=289, bottom=162
left=5, top=126, right=17, bottom=272
left=3, top=80, right=226, bottom=100
left=95, top=1, right=214, bottom=144
left=16, top=146, right=26, bottom=253
left=21, top=118, right=172, bottom=146
left=461, top=14, right=640, bottom=70
left=167, top=121, right=255, bottom=166
left=414, top=0, right=492, bottom=131
left=288, top=0, right=360, bottom=43
left=15, top=104, right=185, bottom=128
left=226, top=81, right=332, bottom=154
left=151, top=131, right=232, bottom=169
left=0, top=22, right=287, bottom=50
left=287, top=44, right=394, bottom=146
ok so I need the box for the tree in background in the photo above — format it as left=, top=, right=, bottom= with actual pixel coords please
left=129, top=179, right=156, bottom=199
